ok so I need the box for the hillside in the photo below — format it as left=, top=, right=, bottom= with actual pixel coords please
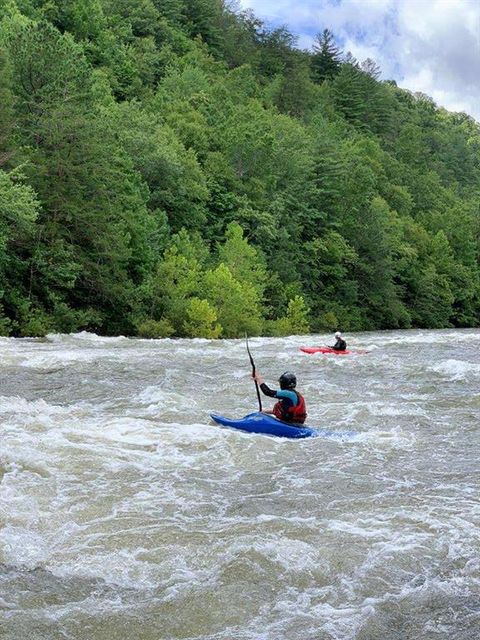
left=0, top=0, right=479, bottom=337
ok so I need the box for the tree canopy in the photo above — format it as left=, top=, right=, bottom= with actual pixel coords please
left=0, top=0, right=479, bottom=337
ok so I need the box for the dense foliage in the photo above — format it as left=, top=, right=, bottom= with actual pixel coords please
left=0, top=1, right=479, bottom=337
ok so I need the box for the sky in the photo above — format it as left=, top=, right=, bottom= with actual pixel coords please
left=238, top=0, right=480, bottom=122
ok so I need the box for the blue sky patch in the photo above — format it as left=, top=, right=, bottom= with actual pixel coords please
left=239, top=0, right=480, bottom=121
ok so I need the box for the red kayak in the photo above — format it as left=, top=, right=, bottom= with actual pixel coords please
left=300, top=346, right=369, bottom=355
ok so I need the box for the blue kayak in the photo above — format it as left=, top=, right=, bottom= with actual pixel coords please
left=210, top=412, right=356, bottom=440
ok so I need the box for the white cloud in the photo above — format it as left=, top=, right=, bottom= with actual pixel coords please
left=238, top=0, right=480, bottom=121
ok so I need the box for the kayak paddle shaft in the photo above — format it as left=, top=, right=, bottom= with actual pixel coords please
left=246, top=334, right=262, bottom=412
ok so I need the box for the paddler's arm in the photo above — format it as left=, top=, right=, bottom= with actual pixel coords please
left=252, top=372, right=277, bottom=397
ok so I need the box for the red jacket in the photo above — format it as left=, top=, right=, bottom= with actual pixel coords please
left=273, top=391, right=307, bottom=424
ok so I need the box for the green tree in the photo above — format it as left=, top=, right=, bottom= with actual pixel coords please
left=411, top=265, right=454, bottom=328
left=181, top=0, right=224, bottom=54
left=0, top=47, right=14, bottom=167
left=143, top=229, right=207, bottom=333
left=217, top=222, right=267, bottom=299
left=0, top=171, right=39, bottom=324
left=215, top=6, right=260, bottom=69
left=153, top=0, right=183, bottom=25
left=300, top=230, right=359, bottom=328
left=204, top=263, right=263, bottom=337
left=269, top=54, right=316, bottom=118
left=267, top=295, right=310, bottom=336
left=103, top=0, right=159, bottom=38
left=113, top=100, right=209, bottom=232
left=6, top=20, right=155, bottom=332
left=256, top=25, right=296, bottom=78
left=183, top=297, right=221, bottom=338
left=331, top=62, right=394, bottom=135
left=311, top=28, right=342, bottom=84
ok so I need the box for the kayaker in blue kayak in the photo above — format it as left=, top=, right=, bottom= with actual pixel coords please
left=329, top=331, right=347, bottom=351
left=252, top=371, right=307, bottom=424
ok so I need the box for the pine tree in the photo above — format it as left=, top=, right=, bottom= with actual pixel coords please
left=311, top=28, right=342, bottom=84
left=331, top=62, right=394, bottom=135
left=182, top=0, right=224, bottom=54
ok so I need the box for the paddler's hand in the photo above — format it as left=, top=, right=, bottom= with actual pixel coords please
left=253, top=372, right=264, bottom=385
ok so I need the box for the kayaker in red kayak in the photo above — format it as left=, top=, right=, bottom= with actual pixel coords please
left=252, top=371, right=307, bottom=424
left=328, top=331, right=347, bottom=351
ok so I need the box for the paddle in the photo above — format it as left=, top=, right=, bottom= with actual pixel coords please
left=245, top=333, right=262, bottom=412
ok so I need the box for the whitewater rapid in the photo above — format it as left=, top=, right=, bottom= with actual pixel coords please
left=1, top=329, right=479, bottom=639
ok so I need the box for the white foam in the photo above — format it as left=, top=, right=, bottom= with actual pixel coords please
left=0, top=395, right=72, bottom=416
left=0, top=526, right=49, bottom=568
left=0, top=329, right=478, bottom=637
left=430, top=359, right=480, bottom=380
left=46, top=331, right=130, bottom=344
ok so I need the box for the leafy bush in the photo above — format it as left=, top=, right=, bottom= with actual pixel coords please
left=136, top=318, right=175, bottom=338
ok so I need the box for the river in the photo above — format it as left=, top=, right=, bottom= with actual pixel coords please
left=1, top=329, right=479, bottom=639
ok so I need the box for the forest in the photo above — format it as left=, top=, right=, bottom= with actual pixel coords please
left=0, top=0, right=479, bottom=338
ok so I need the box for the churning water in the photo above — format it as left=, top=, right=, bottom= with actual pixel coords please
left=1, top=330, right=479, bottom=639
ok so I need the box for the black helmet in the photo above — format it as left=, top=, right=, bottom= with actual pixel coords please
left=279, top=371, right=296, bottom=390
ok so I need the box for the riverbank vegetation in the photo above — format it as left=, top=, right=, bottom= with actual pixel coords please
left=0, top=1, right=479, bottom=337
